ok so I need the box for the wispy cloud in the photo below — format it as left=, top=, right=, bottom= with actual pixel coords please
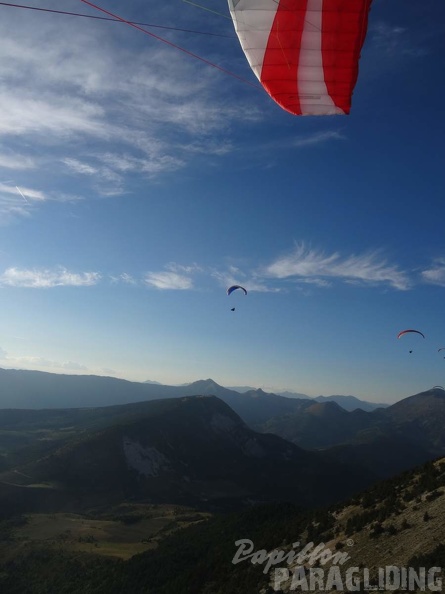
left=263, top=243, right=410, bottom=290
left=0, top=92, right=106, bottom=138
left=2, top=354, right=89, bottom=372
left=0, top=10, right=260, bottom=214
left=211, top=265, right=280, bottom=293
left=110, top=273, right=137, bottom=285
left=0, top=182, right=45, bottom=200
left=0, top=182, right=83, bottom=221
left=166, top=262, right=203, bottom=275
left=143, top=262, right=204, bottom=290
left=0, top=341, right=84, bottom=369
left=369, top=22, right=429, bottom=60
left=0, top=183, right=44, bottom=221
left=249, top=129, right=346, bottom=157
left=0, top=267, right=101, bottom=288
left=62, top=158, right=99, bottom=176
left=144, top=271, right=194, bottom=290
left=292, top=130, right=345, bottom=148
left=421, top=258, right=445, bottom=287
left=62, top=157, right=125, bottom=196
left=61, top=361, right=89, bottom=371
left=0, top=246, right=414, bottom=293
left=0, top=152, right=36, bottom=170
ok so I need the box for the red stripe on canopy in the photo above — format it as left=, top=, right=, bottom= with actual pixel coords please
left=321, top=0, right=373, bottom=114
left=260, top=0, right=307, bottom=116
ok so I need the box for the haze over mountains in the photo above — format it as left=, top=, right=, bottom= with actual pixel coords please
left=209, top=384, right=387, bottom=412
left=0, top=367, right=386, bottom=411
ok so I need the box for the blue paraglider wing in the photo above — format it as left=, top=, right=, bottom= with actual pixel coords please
left=227, top=285, right=247, bottom=296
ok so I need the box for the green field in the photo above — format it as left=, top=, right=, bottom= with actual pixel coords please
left=3, top=504, right=210, bottom=561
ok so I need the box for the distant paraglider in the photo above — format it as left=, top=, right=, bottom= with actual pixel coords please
left=397, top=329, right=425, bottom=354
left=227, top=285, right=247, bottom=312
left=397, top=329, right=425, bottom=340
left=227, top=285, right=247, bottom=296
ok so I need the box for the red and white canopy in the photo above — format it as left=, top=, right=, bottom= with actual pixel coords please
left=228, top=0, right=373, bottom=115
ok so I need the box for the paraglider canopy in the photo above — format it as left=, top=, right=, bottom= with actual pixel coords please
left=227, top=0, right=373, bottom=116
left=397, top=329, right=425, bottom=340
left=397, top=329, right=425, bottom=354
left=227, top=285, right=247, bottom=296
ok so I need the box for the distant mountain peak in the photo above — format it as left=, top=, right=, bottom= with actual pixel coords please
left=306, top=400, right=346, bottom=416
left=188, top=378, right=223, bottom=390
left=315, top=394, right=388, bottom=412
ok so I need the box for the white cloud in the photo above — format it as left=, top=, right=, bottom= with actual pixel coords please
left=0, top=5, right=353, bottom=221
left=0, top=88, right=106, bottom=139
left=0, top=152, right=36, bottom=170
left=211, top=267, right=245, bottom=288
left=61, top=361, right=88, bottom=371
left=62, top=158, right=99, bottom=176
left=0, top=183, right=37, bottom=221
left=0, top=267, right=101, bottom=288
left=5, top=355, right=88, bottom=372
left=211, top=267, right=279, bottom=293
left=421, top=259, right=445, bottom=287
left=264, top=243, right=410, bottom=290
left=0, top=182, right=82, bottom=221
left=0, top=347, right=8, bottom=359
left=143, top=262, right=205, bottom=290
left=110, top=273, right=137, bottom=285
left=0, top=182, right=45, bottom=202
left=144, top=271, right=193, bottom=290
left=0, top=9, right=260, bottom=213
left=242, top=280, right=281, bottom=293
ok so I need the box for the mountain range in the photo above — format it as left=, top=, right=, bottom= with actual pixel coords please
left=0, top=367, right=385, bottom=413
left=224, top=386, right=387, bottom=412
left=0, top=395, right=372, bottom=515
left=0, top=370, right=445, bottom=593
left=1, top=368, right=444, bottom=486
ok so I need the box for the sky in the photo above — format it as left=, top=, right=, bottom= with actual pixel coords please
left=0, top=0, right=444, bottom=404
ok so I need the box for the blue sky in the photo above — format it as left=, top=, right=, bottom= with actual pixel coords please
left=0, top=0, right=444, bottom=404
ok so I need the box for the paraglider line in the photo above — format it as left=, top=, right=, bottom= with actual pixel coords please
left=270, top=0, right=322, bottom=33
left=181, top=0, right=231, bottom=20
left=274, top=20, right=291, bottom=71
left=0, top=2, right=235, bottom=38
left=77, top=0, right=260, bottom=89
